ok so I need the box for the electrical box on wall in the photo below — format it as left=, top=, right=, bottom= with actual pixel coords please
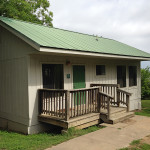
left=67, top=74, right=70, bottom=79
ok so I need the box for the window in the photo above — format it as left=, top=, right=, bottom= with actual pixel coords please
left=117, top=66, right=126, bottom=87
left=96, top=65, right=105, bottom=75
left=42, top=64, right=64, bottom=89
left=129, top=66, right=137, bottom=86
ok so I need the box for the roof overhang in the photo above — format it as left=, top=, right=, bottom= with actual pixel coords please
left=1, top=19, right=150, bottom=61
left=0, top=20, right=40, bottom=50
left=40, top=47, right=150, bottom=61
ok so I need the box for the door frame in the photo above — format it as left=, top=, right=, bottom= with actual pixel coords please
left=72, top=64, right=86, bottom=89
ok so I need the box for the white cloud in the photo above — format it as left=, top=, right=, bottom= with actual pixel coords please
left=50, top=0, right=150, bottom=67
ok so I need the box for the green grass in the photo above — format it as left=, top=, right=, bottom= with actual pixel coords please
left=120, top=139, right=150, bottom=150
left=135, top=100, right=150, bottom=117
left=0, top=125, right=104, bottom=150
left=139, top=143, right=150, bottom=149
left=130, top=140, right=140, bottom=145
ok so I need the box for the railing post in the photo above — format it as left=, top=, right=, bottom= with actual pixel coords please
left=117, top=84, right=120, bottom=88
left=126, top=95, right=130, bottom=112
left=107, top=96, right=110, bottom=120
left=65, top=90, right=70, bottom=121
left=97, top=92, right=101, bottom=113
left=117, top=91, right=120, bottom=107
left=99, top=86, right=102, bottom=92
left=98, top=87, right=101, bottom=113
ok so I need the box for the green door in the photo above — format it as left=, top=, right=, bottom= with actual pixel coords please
left=73, top=65, right=86, bottom=105
left=73, top=65, right=85, bottom=89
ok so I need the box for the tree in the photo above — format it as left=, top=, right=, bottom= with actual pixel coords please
left=0, top=0, right=53, bottom=27
left=141, top=67, right=150, bottom=99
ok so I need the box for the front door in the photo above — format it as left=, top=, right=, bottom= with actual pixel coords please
left=73, top=65, right=85, bottom=89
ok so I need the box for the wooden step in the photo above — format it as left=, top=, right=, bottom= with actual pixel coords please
left=110, top=109, right=127, bottom=118
left=101, top=106, right=126, bottom=115
left=110, top=112, right=134, bottom=124
left=110, top=107, right=126, bottom=114
left=100, top=106, right=134, bottom=124
left=68, top=113, right=100, bottom=128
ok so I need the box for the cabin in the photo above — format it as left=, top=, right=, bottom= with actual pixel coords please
left=0, top=16, right=150, bottom=134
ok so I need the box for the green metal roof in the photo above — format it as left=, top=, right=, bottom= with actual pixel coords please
left=0, top=16, right=150, bottom=58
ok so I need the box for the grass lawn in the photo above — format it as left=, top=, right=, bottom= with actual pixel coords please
left=135, top=100, right=150, bottom=117
left=0, top=125, right=104, bottom=150
left=120, top=136, right=150, bottom=150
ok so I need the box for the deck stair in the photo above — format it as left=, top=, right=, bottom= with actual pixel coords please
left=101, top=106, right=134, bottom=124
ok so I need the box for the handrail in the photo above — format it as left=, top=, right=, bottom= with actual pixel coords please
left=98, top=92, right=112, bottom=119
left=99, top=91, right=114, bottom=99
left=117, top=88, right=132, bottom=96
left=91, top=83, right=118, bottom=106
left=90, top=83, right=119, bottom=87
left=39, top=88, right=67, bottom=92
left=69, top=87, right=99, bottom=92
left=117, top=89, right=131, bottom=111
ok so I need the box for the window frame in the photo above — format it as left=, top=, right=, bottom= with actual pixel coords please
left=42, top=64, right=64, bottom=89
left=129, top=66, right=137, bottom=87
left=96, top=65, right=106, bottom=76
left=117, top=65, right=126, bottom=88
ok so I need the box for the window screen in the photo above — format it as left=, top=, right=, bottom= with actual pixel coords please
left=117, top=66, right=126, bottom=88
left=42, top=64, right=64, bottom=89
left=129, top=66, right=137, bottom=86
left=96, top=65, right=105, bottom=75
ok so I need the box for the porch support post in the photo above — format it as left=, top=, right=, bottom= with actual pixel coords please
left=107, top=96, right=110, bottom=120
left=65, top=91, right=70, bottom=121
left=126, top=95, right=130, bottom=112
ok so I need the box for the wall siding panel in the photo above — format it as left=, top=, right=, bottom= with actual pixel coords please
left=0, top=26, right=35, bottom=132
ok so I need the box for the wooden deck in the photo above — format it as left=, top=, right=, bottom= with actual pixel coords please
left=38, top=84, right=133, bottom=130
left=39, top=113, right=100, bottom=129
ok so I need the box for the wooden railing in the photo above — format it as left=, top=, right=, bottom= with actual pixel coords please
left=117, top=89, right=132, bottom=112
left=39, top=89, right=67, bottom=120
left=98, top=92, right=114, bottom=119
left=69, top=87, right=99, bottom=119
left=91, top=83, right=132, bottom=118
left=39, top=84, right=132, bottom=122
left=39, top=87, right=100, bottom=121
left=90, top=84, right=118, bottom=106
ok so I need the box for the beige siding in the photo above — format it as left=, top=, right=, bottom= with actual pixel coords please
left=28, top=54, right=141, bottom=127
left=0, top=26, right=36, bottom=131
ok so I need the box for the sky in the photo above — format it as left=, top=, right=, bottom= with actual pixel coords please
left=50, top=0, right=150, bottom=68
